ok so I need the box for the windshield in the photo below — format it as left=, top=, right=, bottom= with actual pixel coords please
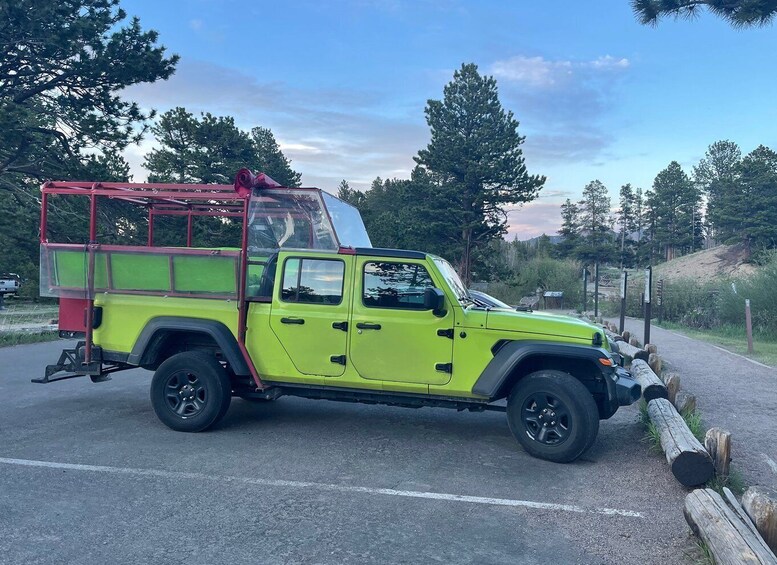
left=432, top=258, right=470, bottom=302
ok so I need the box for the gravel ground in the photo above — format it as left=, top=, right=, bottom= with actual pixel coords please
left=0, top=340, right=702, bottom=564
left=610, top=316, right=777, bottom=491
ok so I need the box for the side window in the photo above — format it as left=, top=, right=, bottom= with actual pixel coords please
left=281, top=258, right=345, bottom=305
left=363, top=262, right=434, bottom=310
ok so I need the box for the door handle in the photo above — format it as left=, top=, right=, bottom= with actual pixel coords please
left=281, top=317, right=305, bottom=325
left=356, top=322, right=381, bottom=330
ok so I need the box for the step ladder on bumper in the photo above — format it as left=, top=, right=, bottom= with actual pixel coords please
left=32, top=341, right=123, bottom=384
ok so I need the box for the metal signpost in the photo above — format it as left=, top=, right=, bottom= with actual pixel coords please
left=594, top=262, right=600, bottom=318
left=582, top=267, right=588, bottom=314
left=656, top=279, right=664, bottom=324
left=745, top=299, right=754, bottom=354
left=619, top=270, right=628, bottom=334
left=644, top=266, right=652, bottom=345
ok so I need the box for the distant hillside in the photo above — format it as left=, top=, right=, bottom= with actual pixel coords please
left=522, top=234, right=564, bottom=246
left=653, top=244, right=757, bottom=282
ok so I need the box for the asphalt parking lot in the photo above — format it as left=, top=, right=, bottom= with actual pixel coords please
left=0, top=341, right=700, bottom=564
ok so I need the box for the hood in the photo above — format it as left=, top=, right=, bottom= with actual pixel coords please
left=483, top=308, right=604, bottom=345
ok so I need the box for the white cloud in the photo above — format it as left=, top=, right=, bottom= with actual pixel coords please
left=491, top=54, right=630, bottom=89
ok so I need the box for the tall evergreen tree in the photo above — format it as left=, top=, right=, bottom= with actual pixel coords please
left=721, top=145, right=777, bottom=256
left=414, top=63, right=545, bottom=285
left=693, top=140, right=742, bottom=242
left=250, top=127, right=302, bottom=187
left=144, top=108, right=255, bottom=184
left=556, top=198, right=580, bottom=259
left=336, top=179, right=364, bottom=207
left=648, top=161, right=703, bottom=261
left=616, top=183, right=638, bottom=267
left=576, top=180, right=615, bottom=265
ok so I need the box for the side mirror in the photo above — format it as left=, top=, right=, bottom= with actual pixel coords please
left=423, top=287, right=446, bottom=313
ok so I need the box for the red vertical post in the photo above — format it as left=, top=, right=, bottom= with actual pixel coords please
left=40, top=191, right=48, bottom=243
left=186, top=209, right=193, bottom=247
left=147, top=209, right=154, bottom=246
left=84, top=192, right=98, bottom=364
left=236, top=195, right=265, bottom=389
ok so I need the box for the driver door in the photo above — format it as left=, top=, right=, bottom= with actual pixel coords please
left=349, top=258, right=453, bottom=386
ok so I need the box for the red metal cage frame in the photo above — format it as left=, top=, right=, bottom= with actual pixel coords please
left=40, top=180, right=266, bottom=388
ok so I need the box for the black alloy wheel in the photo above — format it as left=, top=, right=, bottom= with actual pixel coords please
left=520, top=392, right=571, bottom=446
left=506, top=370, right=599, bottom=463
left=150, top=351, right=232, bottom=432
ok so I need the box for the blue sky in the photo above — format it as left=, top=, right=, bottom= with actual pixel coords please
left=121, top=0, right=777, bottom=239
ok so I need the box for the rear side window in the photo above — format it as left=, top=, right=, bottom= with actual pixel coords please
left=363, top=262, right=434, bottom=309
left=281, top=258, right=345, bottom=305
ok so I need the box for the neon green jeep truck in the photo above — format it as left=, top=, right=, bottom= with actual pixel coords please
left=36, top=170, right=640, bottom=463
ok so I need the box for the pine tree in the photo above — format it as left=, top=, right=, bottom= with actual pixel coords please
left=723, top=145, right=777, bottom=256
left=414, top=63, right=545, bottom=284
left=336, top=179, right=364, bottom=207
left=575, top=180, right=615, bottom=265
left=632, top=0, right=777, bottom=27
left=556, top=199, right=580, bottom=259
left=648, top=162, right=703, bottom=261
left=693, top=140, right=742, bottom=243
left=250, top=127, right=302, bottom=187
left=616, top=184, right=637, bottom=267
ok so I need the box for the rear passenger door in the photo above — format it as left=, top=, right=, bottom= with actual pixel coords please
left=270, top=255, right=352, bottom=377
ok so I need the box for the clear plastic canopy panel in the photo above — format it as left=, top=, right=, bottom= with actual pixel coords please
left=247, top=189, right=371, bottom=253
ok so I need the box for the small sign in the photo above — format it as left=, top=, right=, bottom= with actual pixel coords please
left=620, top=271, right=627, bottom=300
left=544, top=291, right=563, bottom=297
left=644, top=268, right=652, bottom=304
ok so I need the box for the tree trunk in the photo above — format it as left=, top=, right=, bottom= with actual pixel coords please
left=648, top=398, right=714, bottom=486
left=684, top=489, right=777, bottom=564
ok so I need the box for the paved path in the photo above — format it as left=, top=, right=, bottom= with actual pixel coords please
left=0, top=340, right=700, bottom=564
left=612, top=317, right=777, bottom=491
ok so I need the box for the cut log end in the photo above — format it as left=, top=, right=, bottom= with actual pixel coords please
left=672, top=451, right=715, bottom=487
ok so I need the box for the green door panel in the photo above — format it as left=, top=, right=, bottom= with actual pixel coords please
left=269, top=255, right=352, bottom=377
left=349, top=257, right=453, bottom=386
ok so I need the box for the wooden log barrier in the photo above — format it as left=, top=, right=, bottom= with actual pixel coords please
left=645, top=343, right=658, bottom=355
left=631, top=359, right=668, bottom=402
left=648, top=398, right=713, bottom=486
left=648, top=352, right=662, bottom=374
left=615, top=340, right=649, bottom=362
left=704, top=427, right=732, bottom=479
left=674, top=390, right=697, bottom=415
left=684, top=489, right=777, bottom=564
left=629, top=336, right=640, bottom=347
left=744, top=486, right=777, bottom=553
left=622, top=330, right=631, bottom=343
left=664, top=373, right=680, bottom=405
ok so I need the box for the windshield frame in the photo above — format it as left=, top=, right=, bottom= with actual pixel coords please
left=432, top=257, right=470, bottom=303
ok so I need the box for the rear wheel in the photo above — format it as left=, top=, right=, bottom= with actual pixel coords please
left=506, top=370, right=599, bottom=463
left=150, top=351, right=232, bottom=432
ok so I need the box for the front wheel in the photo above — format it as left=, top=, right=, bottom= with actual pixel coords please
left=150, top=351, right=232, bottom=432
left=506, top=370, right=599, bottom=463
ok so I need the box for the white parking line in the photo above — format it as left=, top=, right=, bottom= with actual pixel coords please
left=0, top=456, right=643, bottom=519
left=763, top=453, right=777, bottom=475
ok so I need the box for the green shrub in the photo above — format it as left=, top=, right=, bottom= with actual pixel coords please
left=485, top=258, right=582, bottom=306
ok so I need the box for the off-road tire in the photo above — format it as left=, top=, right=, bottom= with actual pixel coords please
left=506, top=370, right=599, bottom=463
left=150, top=351, right=232, bottom=432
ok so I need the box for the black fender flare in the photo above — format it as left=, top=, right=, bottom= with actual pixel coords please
left=472, top=340, right=612, bottom=398
left=127, top=317, right=249, bottom=375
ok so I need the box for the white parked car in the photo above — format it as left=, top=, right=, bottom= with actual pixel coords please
left=0, top=273, right=21, bottom=296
